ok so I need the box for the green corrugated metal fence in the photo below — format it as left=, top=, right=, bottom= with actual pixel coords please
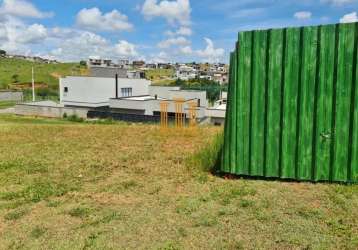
left=221, top=22, right=358, bottom=183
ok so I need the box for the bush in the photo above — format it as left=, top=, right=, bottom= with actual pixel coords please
left=66, top=114, right=84, bottom=123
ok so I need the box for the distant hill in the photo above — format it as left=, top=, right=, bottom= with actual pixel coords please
left=0, top=58, right=87, bottom=90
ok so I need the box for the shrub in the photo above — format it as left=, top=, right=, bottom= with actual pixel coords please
left=66, top=114, right=84, bottom=123
left=187, top=132, right=223, bottom=172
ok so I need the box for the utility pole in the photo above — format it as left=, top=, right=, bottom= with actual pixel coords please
left=32, top=66, right=35, bottom=102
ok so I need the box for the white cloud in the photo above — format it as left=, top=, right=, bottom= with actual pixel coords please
left=0, top=0, right=53, bottom=18
left=149, top=51, right=170, bottom=63
left=0, top=15, right=49, bottom=55
left=142, top=0, right=191, bottom=26
left=166, top=26, right=192, bottom=36
left=179, top=46, right=193, bottom=55
left=294, top=11, right=312, bottom=20
left=166, top=38, right=225, bottom=62
left=76, top=7, right=133, bottom=32
left=196, top=38, right=225, bottom=62
left=114, top=40, right=138, bottom=57
left=158, top=36, right=190, bottom=48
left=321, top=0, right=357, bottom=6
left=16, top=23, right=47, bottom=43
left=47, top=31, right=109, bottom=61
left=46, top=30, right=140, bottom=61
left=340, top=12, right=358, bottom=23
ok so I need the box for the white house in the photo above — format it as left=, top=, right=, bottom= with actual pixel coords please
left=176, top=65, right=197, bottom=80
left=59, top=76, right=151, bottom=107
left=109, top=86, right=208, bottom=118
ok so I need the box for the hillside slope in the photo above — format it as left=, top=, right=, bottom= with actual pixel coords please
left=0, top=58, right=86, bottom=90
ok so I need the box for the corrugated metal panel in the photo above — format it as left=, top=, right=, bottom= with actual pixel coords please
left=221, top=22, right=358, bottom=183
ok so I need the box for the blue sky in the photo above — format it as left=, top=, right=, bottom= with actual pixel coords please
left=0, top=0, right=357, bottom=63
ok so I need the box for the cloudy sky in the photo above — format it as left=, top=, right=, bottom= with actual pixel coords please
left=0, top=0, right=357, bottom=63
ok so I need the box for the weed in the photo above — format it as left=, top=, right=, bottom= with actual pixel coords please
left=4, top=208, right=28, bottom=221
left=83, top=232, right=100, bottom=249
left=0, top=180, right=78, bottom=203
left=68, top=207, right=91, bottom=219
left=239, top=199, right=254, bottom=208
left=296, top=207, right=321, bottom=219
left=65, top=114, right=84, bottom=123
left=176, top=198, right=201, bottom=215
left=158, top=241, right=181, bottom=250
left=177, top=227, right=187, bottom=237
left=30, top=226, right=46, bottom=239
left=148, top=185, right=162, bottom=195
left=193, top=214, right=218, bottom=227
left=186, top=132, right=223, bottom=172
left=87, top=211, right=122, bottom=227
left=210, top=183, right=256, bottom=205
left=46, top=200, right=61, bottom=208
left=121, top=180, right=138, bottom=190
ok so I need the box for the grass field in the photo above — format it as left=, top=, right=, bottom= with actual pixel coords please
left=0, top=101, right=17, bottom=109
left=145, top=69, right=175, bottom=84
left=0, top=114, right=357, bottom=249
left=0, top=58, right=86, bottom=89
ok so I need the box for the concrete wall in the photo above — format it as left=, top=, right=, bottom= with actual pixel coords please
left=14, top=104, right=89, bottom=118
left=168, top=90, right=208, bottom=108
left=148, top=86, right=180, bottom=99
left=89, top=67, right=127, bottom=78
left=0, top=91, right=23, bottom=101
left=110, top=98, right=206, bottom=118
left=60, top=76, right=151, bottom=107
left=209, top=117, right=225, bottom=126
left=205, top=108, right=226, bottom=118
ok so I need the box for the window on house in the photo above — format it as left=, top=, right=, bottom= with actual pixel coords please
left=121, top=88, right=132, bottom=97
left=64, top=87, right=68, bottom=93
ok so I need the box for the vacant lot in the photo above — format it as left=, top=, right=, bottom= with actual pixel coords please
left=0, top=58, right=85, bottom=89
left=0, top=115, right=357, bottom=250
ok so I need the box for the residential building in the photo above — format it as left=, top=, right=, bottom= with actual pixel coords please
left=59, top=76, right=151, bottom=107
left=176, top=65, right=198, bottom=80
left=109, top=86, right=207, bottom=118
left=89, top=66, right=127, bottom=78
left=88, top=57, right=113, bottom=67
left=133, top=60, right=145, bottom=68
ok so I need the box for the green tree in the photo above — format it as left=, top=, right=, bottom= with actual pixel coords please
left=80, top=60, right=87, bottom=66
left=0, top=50, right=6, bottom=56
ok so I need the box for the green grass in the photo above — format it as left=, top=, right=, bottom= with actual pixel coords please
left=0, top=58, right=86, bottom=89
left=0, top=114, right=357, bottom=249
left=0, top=101, right=17, bottom=109
left=145, top=68, right=175, bottom=81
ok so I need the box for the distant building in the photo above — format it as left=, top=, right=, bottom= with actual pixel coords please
left=127, top=71, right=146, bottom=79
left=109, top=86, right=208, bottom=118
left=212, top=72, right=228, bottom=85
left=145, top=63, right=157, bottom=69
left=133, top=60, right=145, bottom=68
left=88, top=57, right=113, bottom=67
left=158, top=63, right=173, bottom=69
left=5, top=54, right=59, bottom=64
left=59, top=76, right=151, bottom=108
left=176, top=65, right=197, bottom=80
left=118, top=58, right=130, bottom=67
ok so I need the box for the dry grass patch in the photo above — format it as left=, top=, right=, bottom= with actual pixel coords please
left=0, top=114, right=357, bottom=249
